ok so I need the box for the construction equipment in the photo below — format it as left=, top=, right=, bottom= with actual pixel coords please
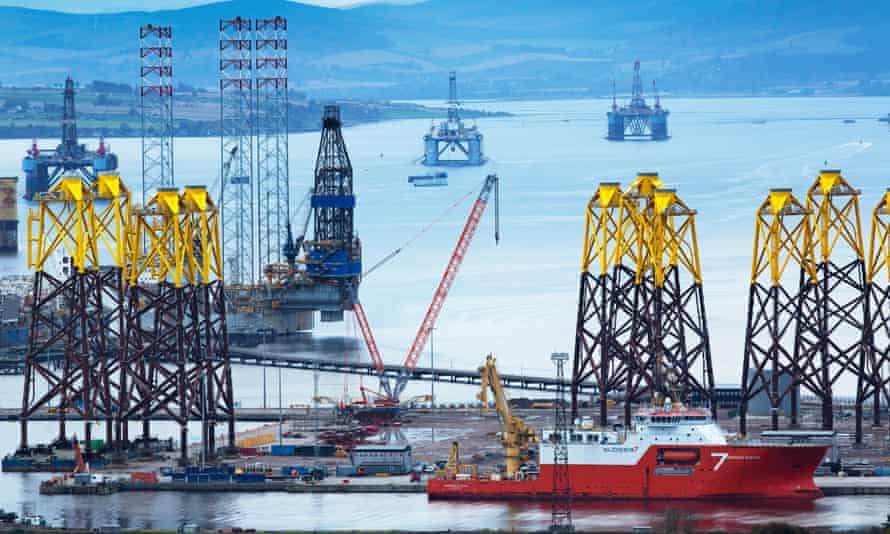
left=478, top=354, right=537, bottom=479
left=352, top=173, right=500, bottom=402
left=436, top=441, right=478, bottom=479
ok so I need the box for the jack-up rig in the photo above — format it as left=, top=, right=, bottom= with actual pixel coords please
left=22, top=77, right=119, bottom=200
left=423, top=71, right=485, bottom=167
left=351, top=173, right=499, bottom=415
left=607, top=61, right=669, bottom=141
left=215, top=17, right=361, bottom=339
left=228, top=105, right=361, bottom=338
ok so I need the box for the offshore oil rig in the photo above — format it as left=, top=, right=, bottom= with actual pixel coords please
left=21, top=77, right=119, bottom=200
left=230, top=105, right=362, bottom=336
left=422, top=71, right=485, bottom=167
left=606, top=61, right=669, bottom=141
left=215, top=18, right=360, bottom=339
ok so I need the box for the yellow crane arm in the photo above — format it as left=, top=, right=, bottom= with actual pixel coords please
left=477, top=354, right=537, bottom=478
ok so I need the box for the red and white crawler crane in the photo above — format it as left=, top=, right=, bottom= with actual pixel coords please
left=353, top=174, right=500, bottom=404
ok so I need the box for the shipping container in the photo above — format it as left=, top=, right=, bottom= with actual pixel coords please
left=130, top=472, right=159, bottom=483
left=233, top=472, right=265, bottom=483
left=270, top=445, right=295, bottom=456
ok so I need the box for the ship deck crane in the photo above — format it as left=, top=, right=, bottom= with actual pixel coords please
left=478, top=354, right=537, bottom=479
left=352, top=173, right=500, bottom=401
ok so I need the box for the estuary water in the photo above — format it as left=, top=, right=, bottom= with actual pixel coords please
left=0, top=97, right=888, bottom=530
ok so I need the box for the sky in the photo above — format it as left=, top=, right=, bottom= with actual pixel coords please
left=0, top=0, right=395, bottom=11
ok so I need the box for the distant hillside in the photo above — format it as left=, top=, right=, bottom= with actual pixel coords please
left=0, top=0, right=888, bottom=98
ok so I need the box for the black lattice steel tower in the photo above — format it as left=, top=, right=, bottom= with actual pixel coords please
left=630, top=60, right=645, bottom=108
left=607, top=175, right=659, bottom=424
left=219, top=17, right=254, bottom=285
left=804, top=171, right=866, bottom=437
left=447, top=70, right=459, bottom=122
left=646, top=188, right=715, bottom=414
left=572, top=174, right=714, bottom=425
left=139, top=25, right=174, bottom=203
left=255, top=17, right=289, bottom=272
left=551, top=351, right=573, bottom=533
left=864, top=190, right=890, bottom=441
left=21, top=176, right=129, bottom=455
left=61, top=77, right=78, bottom=158
left=572, top=183, right=626, bottom=426
left=305, top=106, right=362, bottom=304
left=739, top=189, right=816, bottom=435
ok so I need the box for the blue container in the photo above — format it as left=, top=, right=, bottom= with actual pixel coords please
left=234, top=473, right=265, bottom=483
left=335, top=465, right=357, bottom=477
left=171, top=473, right=186, bottom=481
left=270, top=445, right=296, bottom=456
left=0, top=327, right=27, bottom=347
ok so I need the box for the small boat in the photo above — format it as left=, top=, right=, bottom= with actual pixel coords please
left=843, top=119, right=857, bottom=124
left=408, top=172, right=448, bottom=187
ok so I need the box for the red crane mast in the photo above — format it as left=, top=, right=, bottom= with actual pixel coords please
left=353, top=174, right=499, bottom=400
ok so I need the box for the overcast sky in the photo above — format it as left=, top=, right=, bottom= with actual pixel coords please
left=0, top=0, right=390, bottom=12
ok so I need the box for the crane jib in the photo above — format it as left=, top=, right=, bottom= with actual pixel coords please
left=355, top=174, right=499, bottom=402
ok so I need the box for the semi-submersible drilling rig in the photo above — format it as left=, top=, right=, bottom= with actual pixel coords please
left=228, top=105, right=361, bottom=338
left=22, top=77, right=119, bottom=200
left=607, top=61, right=669, bottom=141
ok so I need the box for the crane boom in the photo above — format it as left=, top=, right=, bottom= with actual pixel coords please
left=352, top=174, right=499, bottom=401
left=478, top=354, right=536, bottom=478
left=353, top=302, right=385, bottom=375
left=391, top=174, right=499, bottom=397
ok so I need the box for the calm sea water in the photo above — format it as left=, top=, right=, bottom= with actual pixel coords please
left=0, top=97, right=888, bottom=530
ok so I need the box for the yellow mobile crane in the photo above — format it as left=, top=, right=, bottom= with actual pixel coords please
left=478, top=354, right=537, bottom=478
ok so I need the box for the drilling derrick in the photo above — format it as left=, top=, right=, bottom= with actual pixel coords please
left=422, top=71, right=485, bottom=167
left=864, top=190, right=890, bottom=440
left=607, top=61, right=669, bottom=141
left=739, top=189, right=816, bottom=435
left=22, top=77, right=119, bottom=200
left=304, top=105, right=362, bottom=319
left=255, top=17, right=289, bottom=271
left=803, top=171, right=866, bottom=435
left=21, top=175, right=129, bottom=455
left=140, top=25, right=175, bottom=202
left=219, top=17, right=254, bottom=285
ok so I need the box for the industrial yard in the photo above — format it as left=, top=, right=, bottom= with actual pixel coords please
left=0, top=2, right=889, bottom=533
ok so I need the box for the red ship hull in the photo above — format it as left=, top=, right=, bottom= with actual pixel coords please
left=428, top=444, right=827, bottom=500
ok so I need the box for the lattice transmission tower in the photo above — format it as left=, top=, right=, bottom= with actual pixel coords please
left=550, top=351, right=573, bottom=534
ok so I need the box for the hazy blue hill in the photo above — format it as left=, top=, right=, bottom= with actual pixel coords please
left=0, top=0, right=888, bottom=98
